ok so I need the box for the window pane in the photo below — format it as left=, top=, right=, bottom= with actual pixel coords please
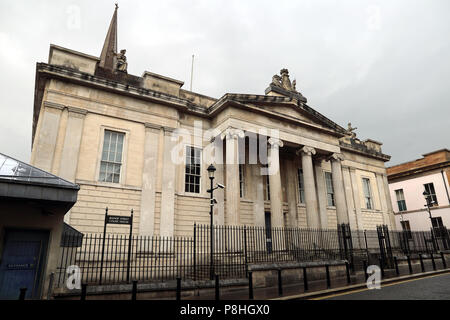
left=184, top=146, right=202, bottom=193
left=99, top=130, right=125, bottom=183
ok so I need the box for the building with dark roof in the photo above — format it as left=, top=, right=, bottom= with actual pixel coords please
left=0, top=153, right=79, bottom=299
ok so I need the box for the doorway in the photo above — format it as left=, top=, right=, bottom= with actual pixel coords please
left=0, top=229, right=49, bottom=299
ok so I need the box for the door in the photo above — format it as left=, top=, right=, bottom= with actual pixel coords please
left=0, top=230, right=49, bottom=299
left=265, top=212, right=272, bottom=253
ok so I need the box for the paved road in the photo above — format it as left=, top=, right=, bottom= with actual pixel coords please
left=320, top=272, right=450, bottom=300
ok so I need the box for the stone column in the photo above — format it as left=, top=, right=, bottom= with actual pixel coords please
left=139, top=123, right=161, bottom=236
left=252, top=164, right=265, bottom=227
left=31, top=102, right=64, bottom=171
left=268, top=138, right=284, bottom=228
left=330, top=153, right=349, bottom=225
left=349, top=168, right=364, bottom=230
left=314, top=159, right=328, bottom=229
left=382, top=173, right=397, bottom=230
left=298, top=146, right=320, bottom=228
left=221, top=128, right=244, bottom=225
left=285, top=159, right=298, bottom=228
left=58, top=107, right=87, bottom=223
left=160, top=127, right=176, bottom=237
left=342, top=166, right=358, bottom=230
left=376, top=173, right=389, bottom=226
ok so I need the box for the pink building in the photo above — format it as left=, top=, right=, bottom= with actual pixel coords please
left=387, top=149, right=450, bottom=231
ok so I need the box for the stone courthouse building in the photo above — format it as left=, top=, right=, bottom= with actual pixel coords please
left=30, top=7, right=396, bottom=237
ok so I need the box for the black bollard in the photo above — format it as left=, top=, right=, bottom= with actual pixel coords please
left=131, top=280, right=138, bottom=301
left=277, top=269, right=283, bottom=296
left=80, top=283, right=87, bottom=300
left=379, top=258, right=385, bottom=278
left=441, top=252, right=447, bottom=269
left=419, top=254, right=425, bottom=272
left=325, top=265, right=331, bottom=289
left=394, top=257, right=400, bottom=276
left=345, top=261, right=351, bottom=284
left=18, top=288, right=27, bottom=300
left=248, top=272, right=254, bottom=300
left=363, top=260, right=368, bottom=281
left=176, top=277, right=181, bottom=301
left=215, top=274, right=220, bottom=301
left=431, top=253, right=436, bottom=271
left=407, top=255, right=413, bottom=274
left=303, top=267, right=309, bottom=292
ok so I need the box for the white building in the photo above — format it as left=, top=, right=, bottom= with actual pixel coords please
left=387, top=149, right=450, bottom=231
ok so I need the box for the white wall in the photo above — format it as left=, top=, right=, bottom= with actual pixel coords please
left=389, top=171, right=450, bottom=230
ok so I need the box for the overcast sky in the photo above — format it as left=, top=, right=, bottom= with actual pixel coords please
left=0, top=0, right=449, bottom=166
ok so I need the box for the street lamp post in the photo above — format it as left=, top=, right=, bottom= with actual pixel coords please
left=207, top=164, right=225, bottom=280
left=423, top=190, right=438, bottom=252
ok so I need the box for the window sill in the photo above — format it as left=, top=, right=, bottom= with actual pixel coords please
left=76, top=179, right=141, bottom=191
left=177, top=192, right=209, bottom=199
left=361, top=208, right=382, bottom=214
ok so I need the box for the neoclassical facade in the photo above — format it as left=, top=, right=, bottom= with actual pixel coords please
left=30, top=8, right=396, bottom=236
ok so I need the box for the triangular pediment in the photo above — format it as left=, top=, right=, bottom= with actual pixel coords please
left=247, top=99, right=346, bottom=134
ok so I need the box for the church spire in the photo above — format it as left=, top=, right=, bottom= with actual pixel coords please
left=99, top=4, right=118, bottom=69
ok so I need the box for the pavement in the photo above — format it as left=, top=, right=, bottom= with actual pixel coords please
left=179, top=263, right=449, bottom=300
left=317, top=272, right=450, bottom=300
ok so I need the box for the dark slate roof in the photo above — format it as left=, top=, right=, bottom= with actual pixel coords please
left=61, top=223, right=83, bottom=247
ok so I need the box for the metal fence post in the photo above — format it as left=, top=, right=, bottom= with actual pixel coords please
left=441, top=252, right=447, bottom=269
left=244, top=226, right=248, bottom=276
left=18, top=288, right=27, bottom=300
left=325, top=265, right=331, bottom=289
left=215, top=274, right=220, bottom=301
left=419, top=254, right=425, bottom=272
left=407, top=255, right=413, bottom=274
left=193, top=223, right=197, bottom=281
left=379, top=257, right=384, bottom=278
left=277, top=268, right=283, bottom=296
left=248, top=271, right=254, bottom=300
left=176, top=277, right=181, bottom=301
left=363, top=260, right=368, bottom=281
left=345, top=261, right=351, bottom=284
left=131, top=280, right=138, bottom=301
left=126, top=215, right=133, bottom=283
left=431, top=253, right=436, bottom=271
left=303, top=267, right=309, bottom=292
left=394, top=256, right=399, bottom=276
left=80, top=283, right=87, bottom=300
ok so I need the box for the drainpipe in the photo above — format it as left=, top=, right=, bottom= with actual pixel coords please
left=441, top=169, right=450, bottom=205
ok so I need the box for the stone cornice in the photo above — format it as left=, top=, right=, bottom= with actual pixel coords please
left=340, top=141, right=391, bottom=162
left=36, top=63, right=204, bottom=113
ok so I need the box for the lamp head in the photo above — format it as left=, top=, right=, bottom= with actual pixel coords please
left=207, top=164, right=216, bottom=179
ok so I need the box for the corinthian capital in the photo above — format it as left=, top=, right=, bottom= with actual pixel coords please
left=329, top=153, right=345, bottom=162
left=220, top=127, right=245, bottom=140
left=268, top=137, right=284, bottom=148
left=297, top=146, right=316, bottom=156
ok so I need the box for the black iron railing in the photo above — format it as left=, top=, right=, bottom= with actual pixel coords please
left=56, top=224, right=449, bottom=288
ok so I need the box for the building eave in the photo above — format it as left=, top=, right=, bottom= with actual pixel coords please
left=340, top=141, right=391, bottom=162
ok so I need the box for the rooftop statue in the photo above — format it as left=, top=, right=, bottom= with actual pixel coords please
left=270, top=69, right=297, bottom=92
left=280, top=68, right=292, bottom=91
left=114, top=49, right=128, bottom=73
left=347, top=122, right=357, bottom=139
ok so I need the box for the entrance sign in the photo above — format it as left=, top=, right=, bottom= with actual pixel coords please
left=99, top=207, right=134, bottom=284
left=106, top=215, right=132, bottom=225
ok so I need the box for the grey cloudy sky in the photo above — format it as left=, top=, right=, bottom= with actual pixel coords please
left=0, top=0, right=449, bottom=166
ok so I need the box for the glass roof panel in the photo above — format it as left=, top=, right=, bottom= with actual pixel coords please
left=0, top=153, right=78, bottom=188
